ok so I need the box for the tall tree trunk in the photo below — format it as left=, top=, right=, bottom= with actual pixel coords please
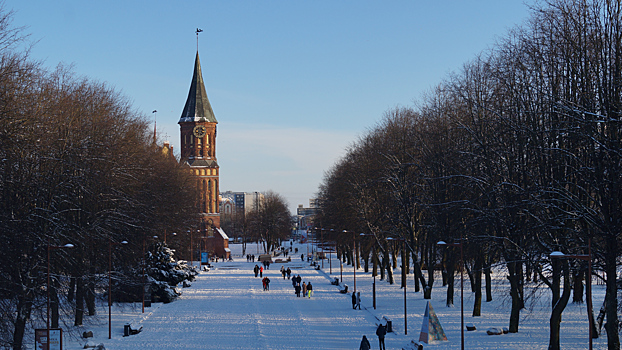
left=572, top=269, right=584, bottom=303
left=74, top=276, right=85, bottom=326
left=473, top=254, right=483, bottom=316
left=12, top=292, right=33, bottom=350
left=485, top=255, right=493, bottom=302
left=549, top=260, right=571, bottom=350
left=423, top=245, right=434, bottom=300
left=507, top=258, right=522, bottom=333
left=86, top=277, right=96, bottom=316
left=51, top=278, right=60, bottom=328
left=68, top=276, right=76, bottom=302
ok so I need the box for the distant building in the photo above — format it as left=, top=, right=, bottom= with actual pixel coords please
left=220, top=191, right=264, bottom=216
left=296, top=199, right=320, bottom=231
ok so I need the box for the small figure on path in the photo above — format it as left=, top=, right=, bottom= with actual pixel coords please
left=307, top=282, right=313, bottom=298
left=302, top=282, right=307, bottom=297
left=260, top=266, right=263, bottom=277
left=376, top=324, right=387, bottom=350
left=356, top=292, right=361, bottom=310
left=262, top=276, right=270, bottom=291
left=254, top=265, right=259, bottom=277
left=301, top=254, right=304, bottom=261
left=352, top=292, right=357, bottom=309
left=295, top=284, right=301, bottom=297
left=286, top=267, right=291, bottom=279
left=359, top=335, right=371, bottom=350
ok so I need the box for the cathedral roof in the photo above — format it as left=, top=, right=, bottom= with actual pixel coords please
left=179, top=52, right=217, bottom=124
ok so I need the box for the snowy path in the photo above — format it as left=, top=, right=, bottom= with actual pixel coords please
left=63, top=243, right=609, bottom=350
left=75, top=261, right=386, bottom=350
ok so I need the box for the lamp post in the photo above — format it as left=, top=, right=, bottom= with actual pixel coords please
left=47, top=240, right=74, bottom=343
left=550, top=238, right=592, bottom=350
left=438, top=235, right=464, bottom=350
left=109, top=239, right=128, bottom=339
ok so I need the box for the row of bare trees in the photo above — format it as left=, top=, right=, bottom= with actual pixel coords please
left=316, top=1, right=622, bottom=349
left=245, top=191, right=293, bottom=254
left=0, top=9, right=197, bottom=350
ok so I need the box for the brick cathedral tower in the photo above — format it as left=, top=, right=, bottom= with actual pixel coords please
left=179, top=51, right=223, bottom=257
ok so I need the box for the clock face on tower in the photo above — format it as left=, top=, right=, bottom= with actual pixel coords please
left=193, top=125, right=207, bottom=138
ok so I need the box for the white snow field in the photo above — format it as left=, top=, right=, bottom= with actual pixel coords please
left=63, top=241, right=607, bottom=350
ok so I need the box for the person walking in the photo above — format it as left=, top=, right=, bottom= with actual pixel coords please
left=302, top=282, right=307, bottom=298
left=259, top=266, right=263, bottom=277
left=352, top=292, right=357, bottom=309
left=254, top=265, right=259, bottom=277
left=356, top=292, right=361, bottom=310
left=359, top=335, right=371, bottom=350
left=376, top=324, right=387, bottom=350
left=307, top=282, right=313, bottom=298
left=295, top=284, right=301, bottom=297
left=286, top=267, right=291, bottom=279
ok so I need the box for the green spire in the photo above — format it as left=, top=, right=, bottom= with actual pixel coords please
left=179, top=52, right=217, bottom=123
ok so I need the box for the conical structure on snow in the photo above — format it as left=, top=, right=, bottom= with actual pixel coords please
left=419, top=301, right=448, bottom=344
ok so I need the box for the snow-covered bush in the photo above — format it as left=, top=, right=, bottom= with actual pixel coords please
left=144, top=242, right=198, bottom=303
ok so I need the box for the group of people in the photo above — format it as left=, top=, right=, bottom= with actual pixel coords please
left=280, top=265, right=292, bottom=279
left=253, top=264, right=264, bottom=277
left=359, top=324, right=387, bottom=350
left=291, top=274, right=313, bottom=298
left=245, top=254, right=256, bottom=262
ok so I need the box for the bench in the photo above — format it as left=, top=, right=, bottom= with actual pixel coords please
left=123, top=324, right=142, bottom=337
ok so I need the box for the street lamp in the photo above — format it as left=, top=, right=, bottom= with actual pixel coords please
left=550, top=238, right=592, bottom=350
left=47, top=240, right=74, bottom=343
left=389, top=237, right=407, bottom=335
left=109, top=239, right=128, bottom=339
left=165, top=231, right=176, bottom=245
left=438, top=237, right=464, bottom=350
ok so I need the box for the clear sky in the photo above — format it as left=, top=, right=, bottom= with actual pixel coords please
left=6, top=1, right=534, bottom=214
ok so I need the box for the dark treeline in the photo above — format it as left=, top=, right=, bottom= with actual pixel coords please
left=0, top=8, right=197, bottom=350
left=316, top=1, right=622, bottom=349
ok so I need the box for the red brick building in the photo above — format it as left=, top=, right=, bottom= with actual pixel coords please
left=178, top=51, right=229, bottom=259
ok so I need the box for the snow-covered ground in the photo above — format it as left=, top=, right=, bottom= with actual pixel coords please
left=59, top=240, right=606, bottom=350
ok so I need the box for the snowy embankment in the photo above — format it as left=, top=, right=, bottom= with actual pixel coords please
left=61, top=241, right=607, bottom=350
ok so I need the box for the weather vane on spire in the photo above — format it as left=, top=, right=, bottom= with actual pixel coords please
left=196, top=28, right=203, bottom=52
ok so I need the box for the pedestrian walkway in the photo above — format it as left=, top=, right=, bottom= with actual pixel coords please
left=77, top=261, right=396, bottom=350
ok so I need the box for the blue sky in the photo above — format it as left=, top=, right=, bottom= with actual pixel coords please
left=7, top=1, right=534, bottom=213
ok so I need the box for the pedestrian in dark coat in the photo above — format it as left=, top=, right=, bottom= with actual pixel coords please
left=254, top=265, right=259, bottom=277
left=295, top=284, right=301, bottom=297
left=286, top=267, right=291, bottom=279
left=307, top=282, right=313, bottom=298
left=356, top=292, right=361, bottom=309
left=359, top=335, right=371, bottom=350
left=352, top=292, right=357, bottom=309
left=376, top=324, right=387, bottom=350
